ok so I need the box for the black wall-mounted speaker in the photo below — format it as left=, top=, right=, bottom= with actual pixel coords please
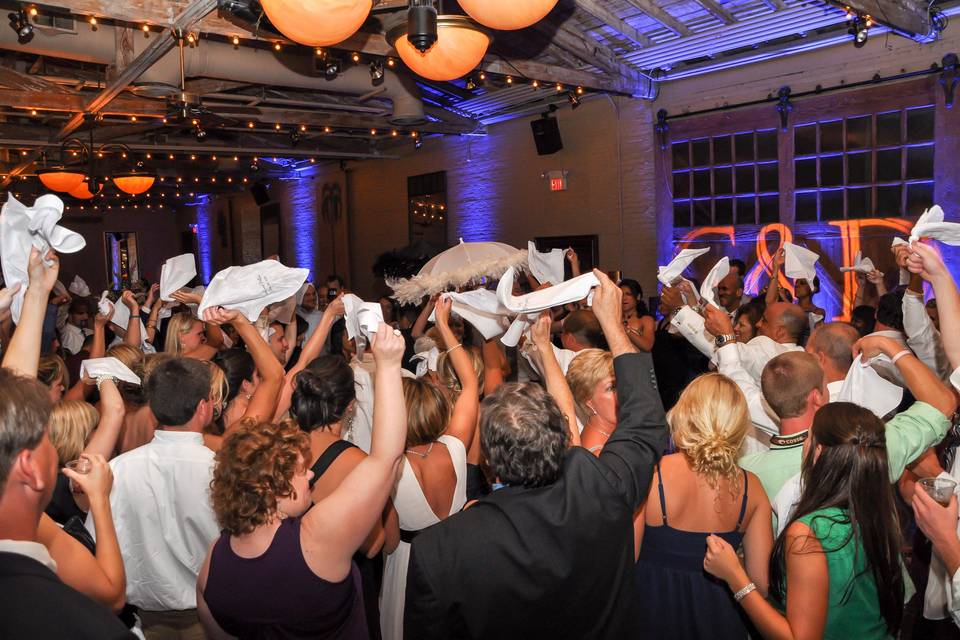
left=531, top=116, right=563, bottom=155
left=250, top=182, right=271, bottom=206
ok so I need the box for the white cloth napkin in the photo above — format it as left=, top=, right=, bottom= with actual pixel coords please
left=837, top=354, right=904, bottom=418
left=783, top=242, right=819, bottom=282
left=79, top=357, right=141, bottom=385
left=700, top=257, right=730, bottom=308
left=410, top=346, right=440, bottom=378
left=296, top=282, right=316, bottom=306
left=909, top=205, right=960, bottom=245
left=429, top=289, right=512, bottom=340
left=658, top=248, right=710, bottom=287
left=808, top=312, right=824, bottom=333
left=839, top=251, right=877, bottom=275
left=924, top=466, right=960, bottom=620
left=519, top=341, right=579, bottom=377
left=198, top=260, right=309, bottom=323
left=342, top=294, right=384, bottom=341
left=159, top=254, right=197, bottom=302
left=0, top=194, right=86, bottom=323
left=892, top=237, right=909, bottom=248
left=68, top=275, right=91, bottom=297
left=527, top=241, right=566, bottom=287
left=496, top=267, right=599, bottom=314
left=267, top=296, right=297, bottom=325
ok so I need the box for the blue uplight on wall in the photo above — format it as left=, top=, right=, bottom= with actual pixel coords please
left=195, top=199, right=213, bottom=284
left=288, top=172, right=317, bottom=280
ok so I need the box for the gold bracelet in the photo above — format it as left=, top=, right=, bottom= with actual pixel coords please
left=446, top=343, right=463, bottom=355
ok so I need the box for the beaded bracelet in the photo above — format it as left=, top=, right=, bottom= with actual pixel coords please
left=733, top=582, right=757, bottom=603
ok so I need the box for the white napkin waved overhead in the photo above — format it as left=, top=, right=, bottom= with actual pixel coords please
left=198, top=260, right=308, bottom=323
left=909, top=205, right=960, bottom=245
left=892, top=237, right=909, bottom=248
left=658, top=247, right=710, bottom=286
left=429, top=289, right=512, bottom=340
left=267, top=296, right=297, bottom=325
left=839, top=251, right=877, bottom=275
left=699, top=257, right=730, bottom=308
left=80, top=357, right=141, bottom=385
left=0, top=194, right=86, bottom=323
left=527, top=241, right=566, bottom=287
left=496, top=267, right=599, bottom=315
left=783, top=242, right=819, bottom=282
left=296, top=282, right=316, bottom=306
left=342, top=294, right=384, bottom=341
left=410, top=346, right=440, bottom=378
left=159, top=254, right=197, bottom=302
left=837, top=354, right=904, bottom=418
left=68, top=275, right=91, bottom=297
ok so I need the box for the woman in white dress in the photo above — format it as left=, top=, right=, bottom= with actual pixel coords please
left=380, top=298, right=480, bottom=640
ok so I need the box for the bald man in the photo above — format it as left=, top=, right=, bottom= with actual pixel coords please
left=805, top=322, right=860, bottom=401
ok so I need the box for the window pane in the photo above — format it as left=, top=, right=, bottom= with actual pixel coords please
left=672, top=142, right=689, bottom=169
left=877, top=111, right=901, bottom=146
left=759, top=195, right=779, bottom=223
left=713, top=136, right=732, bottom=164
left=736, top=196, right=756, bottom=224
left=847, top=187, right=873, bottom=218
left=877, top=185, right=903, bottom=216
left=820, top=121, right=843, bottom=153
left=692, top=138, right=710, bottom=167
left=821, top=155, right=843, bottom=187
left=794, top=124, right=816, bottom=156
left=906, top=106, right=935, bottom=143
left=795, top=158, right=817, bottom=188
left=715, top=198, right=734, bottom=225
left=693, top=169, right=711, bottom=197
left=673, top=171, right=690, bottom=198
left=877, top=149, right=902, bottom=182
left=735, top=133, right=754, bottom=163
left=846, top=116, right=872, bottom=150
left=795, top=192, right=818, bottom=221
left=735, top=165, right=755, bottom=194
left=714, top=167, right=733, bottom=195
left=847, top=152, right=872, bottom=184
left=673, top=201, right=691, bottom=227
left=906, top=182, right=934, bottom=217
left=821, top=189, right=844, bottom=220
left=906, top=145, right=934, bottom=180
left=758, top=162, right=778, bottom=192
left=693, top=199, right=712, bottom=226
left=757, top=130, right=778, bottom=161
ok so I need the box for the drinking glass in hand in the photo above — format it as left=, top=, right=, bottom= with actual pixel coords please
left=65, top=458, right=92, bottom=494
left=919, top=476, right=957, bottom=506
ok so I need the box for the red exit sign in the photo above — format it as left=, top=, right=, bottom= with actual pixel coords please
left=546, top=170, right=568, bottom=191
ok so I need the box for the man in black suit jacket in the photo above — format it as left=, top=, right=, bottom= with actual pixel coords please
left=404, top=271, right=668, bottom=639
left=0, top=366, right=131, bottom=638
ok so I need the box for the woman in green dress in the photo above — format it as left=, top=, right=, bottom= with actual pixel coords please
left=703, top=401, right=904, bottom=639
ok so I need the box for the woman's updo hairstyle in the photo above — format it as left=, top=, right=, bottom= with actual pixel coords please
left=211, top=348, right=256, bottom=404
left=290, top=355, right=356, bottom=432
left=666, top=373, right=749, bottom=493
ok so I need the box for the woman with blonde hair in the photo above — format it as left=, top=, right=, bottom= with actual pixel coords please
left=163, top=311, right=221, bottom=360
left=566, top=348, right=616, bottom=454
left=633, top=373, right=772, bottom=639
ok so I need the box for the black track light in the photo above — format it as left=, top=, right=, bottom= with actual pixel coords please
left=8, top=8, right=33, bottom=44
left=847, top=14, right=870, bottom=48
left=289, top=128, right=301, bottom=146
left=407, top=0, right=438, bottom=53
left=194, top=126, right=207, bottom=141
left=324, top=58, right=341, bottom=79
left=568, top=91, right=581, bottom=109
left=369, top=60, right=385, bottom=85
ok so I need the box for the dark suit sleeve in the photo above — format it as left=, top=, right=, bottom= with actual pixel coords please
left=404, top=541, right=460, bottom=639
left=598, top=351, right=669, bottom=509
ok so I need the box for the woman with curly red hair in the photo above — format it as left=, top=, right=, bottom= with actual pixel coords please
left=196, top=323, right=408, bottom=639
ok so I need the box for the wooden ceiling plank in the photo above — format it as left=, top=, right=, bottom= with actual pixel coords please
left=574, top=0, right=652, bottom=48
left=691, top=0, right=737, bottom=25
left=622, top=0, right=692, bottom=36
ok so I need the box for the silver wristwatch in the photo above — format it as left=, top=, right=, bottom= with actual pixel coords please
left=714, top=333, right=736, bottom=347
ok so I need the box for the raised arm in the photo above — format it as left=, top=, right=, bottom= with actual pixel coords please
left=592, top=270, right=669, bottom=509
left=2, top=248, right=58, bottom=377
left=855, top=335, right=956, bottom=418
left=81, top=378, right=125, bottom=459
left=302, top=323, right=406, bottom=576
left=434, top=297, right=479, bottom=449
left=531, top=311, right=580, bottom=447
left=119, top=291, right=141, bottom=348
left=54, top=454, right=126, bottom=612
left=144, top=284, right=161, bottom=345
left=274, top=296, right=344, bottom=421
left=908, top=241, right=960, bottom=371
left=411, top=295, right=437, bottom=339
left=765, top=249, right=785, bottom=307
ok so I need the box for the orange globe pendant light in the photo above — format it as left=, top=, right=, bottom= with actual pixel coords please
left=113, top=173, right=156, bottom=195
left=388, top=16, right=490, bottom=82
left=260, top=0, right=373, bottom=46
left=37, top=168, right=85, bottom=193
left=458, top=0, right=558, bottom=30
left=68, top=179, right=102, bottom=200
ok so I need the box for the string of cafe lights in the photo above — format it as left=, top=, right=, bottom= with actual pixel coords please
left=16, top=6, right=590, bottom=123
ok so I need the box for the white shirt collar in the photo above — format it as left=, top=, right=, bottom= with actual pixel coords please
left=152, top=429, right=204, bottom=445
left=0, top=539, right=57, bottom=572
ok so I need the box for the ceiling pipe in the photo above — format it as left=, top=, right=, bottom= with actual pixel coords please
left=0, top=22, right=427, bottom=125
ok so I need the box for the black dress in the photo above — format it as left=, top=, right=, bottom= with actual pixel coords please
left=634, top=464, right=752, bottom=639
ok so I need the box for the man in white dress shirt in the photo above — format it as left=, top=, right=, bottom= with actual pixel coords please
left=89, top=358, right=218, bottom=639
left=805, top=322, right=861, bottom=401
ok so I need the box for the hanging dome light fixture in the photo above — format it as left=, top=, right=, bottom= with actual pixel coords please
left=68, top=179, right=102, bottom=200
left=458, top=0, right=558, bottom=30
left=37, top=167, right=85, bottom=193
left=259, top=0, right=374, bottom=47
left=387, top=14, right=491, bottom=82
left=113, top=172, right=156, bottom=196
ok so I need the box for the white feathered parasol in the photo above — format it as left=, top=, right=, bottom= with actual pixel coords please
left=388, top=238, right=527, bottom=304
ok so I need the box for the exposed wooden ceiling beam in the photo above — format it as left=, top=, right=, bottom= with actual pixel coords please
left=622, top=0, right=692, bottom=36
left=574, top=0, right=652, bottom=48
left=822, top=0, right=931, bottom=38
left=0, top=87, right=165, bottom=116
left=480, top=57, right=648, bottom=96
left=692, top=0, right=737, bottom=25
